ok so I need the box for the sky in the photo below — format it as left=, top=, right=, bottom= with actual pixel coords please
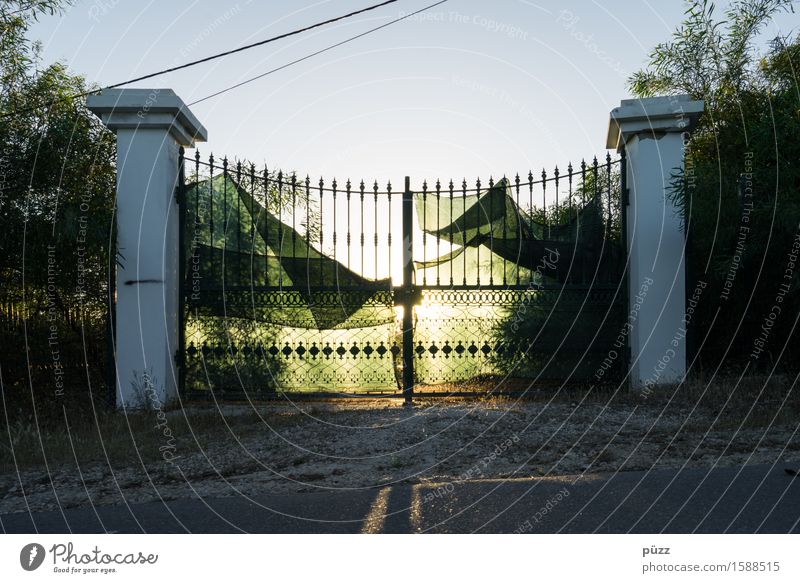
left=28, top=0, right=798, bottom=188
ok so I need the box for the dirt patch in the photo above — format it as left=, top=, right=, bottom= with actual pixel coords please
left=3, top=391, right=800, bottom=514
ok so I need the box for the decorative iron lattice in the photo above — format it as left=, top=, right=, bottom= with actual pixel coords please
left=177, top=150, right=627, bottom=396
left=184, top=315, right=401, bottom=394
left=411, top=288, right=626, bottom=386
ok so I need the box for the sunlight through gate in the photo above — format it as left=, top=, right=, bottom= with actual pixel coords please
left=177, top=150, right=627, bottom=398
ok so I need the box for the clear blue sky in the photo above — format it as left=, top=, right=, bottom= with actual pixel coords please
left=29, top=0, right=797, bottom=187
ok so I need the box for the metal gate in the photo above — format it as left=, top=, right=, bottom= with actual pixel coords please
left=176, top=150, right=627, bottom=398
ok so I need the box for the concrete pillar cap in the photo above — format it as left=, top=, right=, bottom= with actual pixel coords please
left=87, top=88, right=208, bottom=147
left=607, top=94, right=704, bottom=151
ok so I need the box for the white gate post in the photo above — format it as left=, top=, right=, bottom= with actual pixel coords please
left=606, top=95, right=704, bottom=392
left=88, top=89, right=207, bottom=409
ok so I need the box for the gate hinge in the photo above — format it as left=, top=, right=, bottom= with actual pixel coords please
left=624, top=187, right=630, bottom=206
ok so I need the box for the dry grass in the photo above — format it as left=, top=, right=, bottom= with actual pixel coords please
left=0, top=405, right=298, bottom=473
left=3, top=373, right=799, bottom=474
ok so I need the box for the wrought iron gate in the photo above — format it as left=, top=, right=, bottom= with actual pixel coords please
left=176, top=149, right=627, bottom=398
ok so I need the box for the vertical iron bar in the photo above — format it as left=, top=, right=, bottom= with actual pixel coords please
left=373, top=181, right=379, bottom=280
left=581, top=159, right=587, bottom=206
left=435, top=179, right=441, bottom=286
left=554, top=166, right=560, bottom=227
left=223, top=157, right=228, bottom=242
left=236, top=161, right=242, bottom=285
left=488, top=176, right=494, bottom=286
left=502, top=175, right=507, bottom=287
left=476, top=178, right=481, bottom=287
left=264, top=166, right=270, bottom=288
left=209, top=154, right=215, bottom=251
left=581, top=160, right=587, bottom=284
left=606, top=152, right=613, bottom=240
left=422, top=180, right=427, bottom=286
left=360, top=180, right=365, bottom=278
left=222, top=157, right=229, bottom=288
left=346, top=179, right=352, bottom=272
left=568, top=163, right=573, bottom=213
left=292, top=173, right=297, bottom=264
left=402, top=176, right=414, bottom=404
left=462, top=179, right=467, bottom=286
left=515, top=173, right=521, bottom=286
left=387, top=181, right=392, bottom=287
left=528, top=171, right=533, bottom=245
left=176, top=147, right=187, bottom=395
left=319, top=178, right=325, bottom=289
left=306, top=176, right=311, bottom=285
left=593, top=156, right=600, bottom=287
left=249, top=164, right=256, bottom=284
left=448, top=180, right=454, bottom=287
left=542, top=169, right=548, bottom=239
left=332, top=178, right=338, bottom=286
left=277, top=171, right=284, bottom=289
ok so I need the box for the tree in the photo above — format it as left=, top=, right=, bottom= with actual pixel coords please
left=1, top=0, right=116, bottom=408
left=1, top=0, right=115, bottom=318
left=629, top=0, right=800, bottom=370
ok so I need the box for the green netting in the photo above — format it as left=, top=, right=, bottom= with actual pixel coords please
left=414, top=177, right=620, bottom=284
left=184, top=175, right=395, bottom=330
left=184, top=174, right=622, bottom=332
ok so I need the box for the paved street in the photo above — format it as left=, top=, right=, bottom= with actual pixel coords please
left=2, top=464, right=799, bottom=533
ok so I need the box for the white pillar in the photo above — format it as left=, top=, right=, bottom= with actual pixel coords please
left=87, top=89, right=207, bottom=409
left=607, top=95, right=704, bottom=392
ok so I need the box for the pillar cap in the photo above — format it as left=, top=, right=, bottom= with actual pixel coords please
left=606, top=94, right=704, bottom=151
left=87, top=88, right=208, bottom=147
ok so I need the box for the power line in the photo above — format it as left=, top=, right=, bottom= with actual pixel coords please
left=0, top=0, right=403, bottom=119
left=104, top=0, right=402, bottom=89
left=189, top=0, right=449, bottom=106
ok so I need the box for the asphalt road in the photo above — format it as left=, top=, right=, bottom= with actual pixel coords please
left=2, top=464, right=799, bottom=533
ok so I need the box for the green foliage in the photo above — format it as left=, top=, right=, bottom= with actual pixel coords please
left=628, top=0, right=795, bottom=104
left=1, top=0, right=114, bottom=310
left=1, top=0, right=114, bottom=413
left=629, top=0, right=800, bottom=369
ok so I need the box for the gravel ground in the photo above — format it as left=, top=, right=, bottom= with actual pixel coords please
left=2, top=396, right=799, bottom=514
